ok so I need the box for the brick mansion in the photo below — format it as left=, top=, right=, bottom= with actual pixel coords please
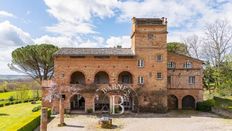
left=42, top=17, right=203, bottom=113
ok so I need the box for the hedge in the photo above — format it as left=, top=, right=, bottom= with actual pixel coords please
left=196, top=99, right=215, bottom=112
left=9, top=109, right=51, bottom=131
left=0, top=98, right=40, bottom=108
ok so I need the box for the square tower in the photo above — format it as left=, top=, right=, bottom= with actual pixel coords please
left=131, top=17, right=168, bottom=112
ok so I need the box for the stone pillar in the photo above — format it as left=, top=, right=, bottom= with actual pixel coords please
left=178, top=97, right=182, bottom=110
left=40, top=107, right=48, bottom=131
left=58, top=98, right=65, bottom=126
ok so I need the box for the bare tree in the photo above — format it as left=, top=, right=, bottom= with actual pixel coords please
left=183, top=34, right=201, bottom=59
left=203, top=19, right=232, bottom=67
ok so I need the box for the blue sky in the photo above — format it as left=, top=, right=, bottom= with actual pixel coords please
left=0, top=0, right=232, bottom=75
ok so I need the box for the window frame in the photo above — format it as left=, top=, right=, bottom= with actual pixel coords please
left=156, top=72, right=162, bottom=80
left=156, top=54, right=163, bottom=62
left=167, top=61, right=176, bottom=69
left=137, top=59, right=144, bottom=68
left=183, top=60, right=192, bottom=69
left=138, top=76, right=144, bottom=84
left=188, top=76, right=196, bottom=85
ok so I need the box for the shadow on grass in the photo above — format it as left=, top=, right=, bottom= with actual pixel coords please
left=0, top=113, right=9, bottom=116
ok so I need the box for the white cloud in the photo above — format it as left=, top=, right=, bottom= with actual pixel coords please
left=106, top=36, right=131, bottom=48
left=0, top=21, right=33, bottom=48
left=44, top=0, right=119, bottom=35
left=34, top=35, right=105, bottom=48
left=0, top=11, right=14, bottom=17
left=0, top=21, right=33, bottom=75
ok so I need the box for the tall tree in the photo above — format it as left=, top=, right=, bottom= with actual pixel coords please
left=203, top=19, right=232, bottom=67
left=8, top=44, right=59, bottom=83
left=167, top=42, right=189, bottom=55
left=183, top=35, right=201, bottom=59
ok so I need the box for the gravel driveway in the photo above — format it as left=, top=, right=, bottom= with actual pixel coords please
left=47, top=110, right=232, bottom=131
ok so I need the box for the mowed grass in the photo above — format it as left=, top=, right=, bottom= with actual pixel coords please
left=0, top=102, right=41, bottom=130
left=0, top=90, right=41, bottom=99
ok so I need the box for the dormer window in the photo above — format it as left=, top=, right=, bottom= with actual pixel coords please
left=183, top=61, right=192, bottom=69
left=168, top=61, right=176, bottom=69
left=138, top=59, right=144, bottom=68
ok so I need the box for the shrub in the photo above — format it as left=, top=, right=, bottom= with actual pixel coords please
left=0, top=104, right=3, bottom=107
left=17, top=114, right=40, bottom=131
left=8, top=96, right=14, bottom=101
left=5, top=102, right=11, bottom=106
left=196, top=99, right=215, bottom=112
left=87, top=108, right=93, bottom=113
left=32, top=105, right=41, bottom=112
left=32, top=106, right=41, bottom=112
left=214, top=96, right=232, bottom=109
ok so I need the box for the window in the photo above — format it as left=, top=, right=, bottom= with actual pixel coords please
left=138, top=76, right=144, bottom=84
left=183, top=61, right=192, bottom=69
left=167, top=61, right=176, bottom=68
left=157, top=72, right=162, bottom=79
left=156, top=55, right=163, bottom=62
left=138, top=59, right=144, bottom=67
left=189, top=76, right=195, bottom=84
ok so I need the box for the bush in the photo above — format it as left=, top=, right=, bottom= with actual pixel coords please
left=8, top=96, right=14, bottom=101
left=214, top=96, right=232, bottom=108
left=196, top=99, right=215, bottom=112
left=5, top=102, right=10, bottom=106
left=17, top=114, right=40, bottom=131
left=32, top=105, right=41, bottom=112
left=0, top=104, right=3, bottom=107
left=87, top=108, right=93, bottom=113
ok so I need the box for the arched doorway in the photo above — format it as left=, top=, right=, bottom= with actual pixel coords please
left=168, top=95, right=178, bottom=110
left=70, top=71, right=85, bottom=84
left=182, top=95, right=195, bottom=109
left=94, top=71, right=109, bottom=84
left=70, top=94, right=85, bottom=111
left=94, top=93, right=110, bottom=113
left=118, top=71, right=133, bottom=84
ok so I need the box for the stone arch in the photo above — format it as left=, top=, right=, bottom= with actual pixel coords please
left=70, top=71, right=86, bottom=84
left=70, top=94, right=85, bottom=111
left=94, top=71, right=110, bottom=84
left=116, top=70, right=134, bottom=84
left=168, top=95, right=178, bottom=110
left=118, top=71, right=133, bottom=84
left=182, top=95, right=195, bottom=109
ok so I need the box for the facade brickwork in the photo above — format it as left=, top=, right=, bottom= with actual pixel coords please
left=42, top=17, right=203, bottom=113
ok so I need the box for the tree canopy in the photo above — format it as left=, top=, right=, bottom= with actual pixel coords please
left=9, top=44, right=59, bottom=83
left=167, top=42, right=189, bottom=55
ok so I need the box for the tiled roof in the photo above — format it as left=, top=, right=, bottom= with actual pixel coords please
left=54, top=48, right=135, bottom=56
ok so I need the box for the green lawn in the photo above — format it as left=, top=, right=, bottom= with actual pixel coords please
left=0, top=90, right=41, bottom=100
left=0, top=102, right=41, bottom=130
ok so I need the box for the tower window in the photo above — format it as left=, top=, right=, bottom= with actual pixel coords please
left=189, top=76, right=195, bottom=84
left=138, top=59, right=144, bottom=68
left=138, top=76, right=144, bottom=84
left=156, top=55, right=163, bottom=62
left=157, top=72, right=162, bottom=79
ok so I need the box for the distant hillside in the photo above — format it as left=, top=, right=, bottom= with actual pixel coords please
left=0, top=75, right=33, bottom=81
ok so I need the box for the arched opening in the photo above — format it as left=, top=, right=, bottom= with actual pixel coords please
left=94, top=94, right=110, bottom=113
left=94, top=71, right=109, bottom=84
left=70, top=94, right=85, bottom=111
left=168, top=95, right=178, bottom=110
left=118, top=71, right=133, bottom=84
left=70, top=71, right=85, bottom=84
left=182, top=95, right=195, bottom=109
